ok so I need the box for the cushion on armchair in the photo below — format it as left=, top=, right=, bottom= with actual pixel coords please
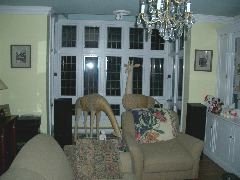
left=131, top=108, right=178, bottom=144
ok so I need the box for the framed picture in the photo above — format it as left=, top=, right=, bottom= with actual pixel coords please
left=194, top=49, right=213, bottom=72
left=11, top=45, right=31, bottom=68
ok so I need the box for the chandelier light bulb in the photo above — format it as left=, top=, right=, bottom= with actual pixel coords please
left=113, top=9, right=130, bottom=20
left=141, top=2, right=145, bottom=13
left=187, top=1, right=191, bottom=12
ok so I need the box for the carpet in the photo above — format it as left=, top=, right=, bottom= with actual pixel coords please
left=64, top=139, right=122, bottom=180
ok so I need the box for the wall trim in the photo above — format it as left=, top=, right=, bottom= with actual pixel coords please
left=194, top=14, right=234, bottom=24
left=0, top=5, right=52, bottom=15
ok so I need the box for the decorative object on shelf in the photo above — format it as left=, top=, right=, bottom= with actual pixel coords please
left=194, top=49, right=213, bottom=72
left=11, top=45, right=31, bottom=68
left=0, top=78, right=8, bottom=90
left=136, top=0, right=195, bottom=41
left=220, top=103, right=240, bottom=118
left=99, top=130, right=107, bottom=141
left=204, top=95, right=224, bottom=114
left=0, top=104, right=11, bottom=117
left=0, top=104, right=11, bottom=121
left=221, top=108, right=239, bottom=118
left=0, top=109, right=5, bottom=121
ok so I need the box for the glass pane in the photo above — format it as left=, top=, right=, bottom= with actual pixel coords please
left=178, top=58, right=183, bottom=97
left=233, top=37, right=240, bottom=108
left=150, top=58, right=164, bottom=96
left=172, top=57, right=175, bottom=97
left=129, top=57, right=143, bottom=94
left=129, top=28, right=143, bottom=49
left=179, top=32, right=184, bottom=50
left=107, top=27, right=121, bottom=49
left=85, top=27, right=99, bottom=48
left=84, top=57, right=98, bottom=95
left=151, top=29, right=165, bottom=50
left=106, top=56, right=121, bottom=96
left=110, top=104, right=120, bottom=116
left=62, top=25, right=77, bottom=47
left=61, top=56, right=76, bottom=95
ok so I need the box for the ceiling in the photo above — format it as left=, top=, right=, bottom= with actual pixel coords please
left=0, top=0, right=240, bottom=17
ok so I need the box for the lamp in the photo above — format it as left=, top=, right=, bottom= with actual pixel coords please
left=0, top=79, right=8, bottom=90
left=137, top=0, right=195, bottom=41
left=113, top=10, right=130, bottom=20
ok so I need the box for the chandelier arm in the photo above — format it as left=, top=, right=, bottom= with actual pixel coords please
left=140, top=14, right=148, bottom=24
left=174, top=0, right=185, bottom=4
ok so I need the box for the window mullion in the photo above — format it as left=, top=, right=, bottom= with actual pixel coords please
left=143, top=56, right=150, bottom=95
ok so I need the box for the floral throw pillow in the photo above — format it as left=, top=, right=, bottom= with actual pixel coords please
left=131, top=108, right=178, bottom=144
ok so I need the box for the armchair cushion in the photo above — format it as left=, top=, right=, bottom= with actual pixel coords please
left=131, top=108, right=178, bottom=143
left=140, top=138, right=193, bottom=172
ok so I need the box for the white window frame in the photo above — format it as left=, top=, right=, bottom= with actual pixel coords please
left=52, top=18, right=173, bottom=133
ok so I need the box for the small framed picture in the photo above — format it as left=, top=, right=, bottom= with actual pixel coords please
left=194, top=49, right=213, bottom=72
left=11, top=45, right=31, bottom=68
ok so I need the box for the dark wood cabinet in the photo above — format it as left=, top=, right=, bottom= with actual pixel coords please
left=54, top=98, right=72, bottom=147
left=15, top=116, right=41, bottom=152
left=0, top=115, right=17, bottom=175
left=186, top=103, right=207, bottom=140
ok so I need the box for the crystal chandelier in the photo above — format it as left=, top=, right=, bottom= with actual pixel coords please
left=137, top=0, right=195, bottom=41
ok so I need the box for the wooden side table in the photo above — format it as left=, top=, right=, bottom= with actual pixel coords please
left=54, top=98, right=72, bottom=147
left=0, top=115, right=18, bottom=175
left=186, top=103, right=207, bottom=140
left=15, top=115, right=41, bottom=152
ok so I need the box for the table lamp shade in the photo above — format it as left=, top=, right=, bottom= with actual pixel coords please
left=0, top=79, right=8, bottom=90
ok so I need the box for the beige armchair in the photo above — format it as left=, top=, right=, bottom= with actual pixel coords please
left=121, top=95, right=204, bottom=180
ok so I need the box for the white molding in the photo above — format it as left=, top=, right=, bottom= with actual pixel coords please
left=217, top=20, right=240, bottom=34
left=233, top=15, right=240, bottom=26
left=0, top=5, right=52, bottom=15
left=194, top=14, right=234, bottom=24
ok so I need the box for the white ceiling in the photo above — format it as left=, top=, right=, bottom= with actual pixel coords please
left=0, top=0, right=240, bottom=17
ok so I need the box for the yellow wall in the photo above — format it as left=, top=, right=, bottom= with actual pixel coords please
left=0, top=13, right=227, bottom=134
left=0, top=14, right=49, bottom=133
left=180, top=22, right=225, bottom=132
left=187, top=23, right=225, bottom=103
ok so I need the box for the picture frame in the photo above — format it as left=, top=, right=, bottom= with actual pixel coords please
left=11, top=45, right=31, bottom=68
left=194, top=49, right=213, bottom=72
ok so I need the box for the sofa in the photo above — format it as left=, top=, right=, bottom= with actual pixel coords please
left=0, top=134, right=135, bottom=180
left=122, top=109, right=204, bottom=180
left=0, top=134, right=73, bottom=180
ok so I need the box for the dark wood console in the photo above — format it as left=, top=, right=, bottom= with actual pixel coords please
left=0, top=115, right=18, bottom=175
left=186, top=103, right=207, bottom=140
left=15, top=115, right=41, bottom=152
left=54, top=98, right=72, bottom=147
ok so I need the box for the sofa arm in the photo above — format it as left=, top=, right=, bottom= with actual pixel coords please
left=177, top=133, right=204, bottom=159
left=122, top=111, right=144, bottom=180
left=177, top=133, right=204, bottom=178
left=124, top=132, right=144, bottom=180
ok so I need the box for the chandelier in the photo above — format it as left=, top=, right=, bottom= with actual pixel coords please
left=137, top=0, right=195, bottom=41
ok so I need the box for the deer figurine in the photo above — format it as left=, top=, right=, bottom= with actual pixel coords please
left=124, top=60, right=140, bottom=94
left=74, top=94, right=122, bottom=141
